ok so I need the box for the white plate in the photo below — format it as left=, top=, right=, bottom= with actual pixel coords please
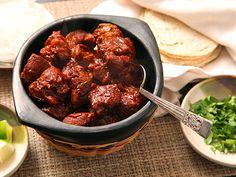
left=181, top=76, right=236, bottom=167
left=0, top=125, right=28, bottom=177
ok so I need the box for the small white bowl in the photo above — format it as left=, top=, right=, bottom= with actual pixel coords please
left=0, top=115, right=28, bottom=177
left=181, top=76, right=236, bottom=167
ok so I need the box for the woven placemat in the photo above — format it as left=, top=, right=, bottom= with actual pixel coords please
left=1, top=0, right=236, bottom=176
left=1, top=73, right=236, bottom=176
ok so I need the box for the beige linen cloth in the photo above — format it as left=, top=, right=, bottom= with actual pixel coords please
left=91, top=0, right=236, bottom=115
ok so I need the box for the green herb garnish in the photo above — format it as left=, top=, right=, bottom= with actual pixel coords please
left=190, top=95, right=236, bottom=153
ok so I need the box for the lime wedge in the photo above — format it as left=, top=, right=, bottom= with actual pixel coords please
left=0, top=121, right=7, bottom=139
left=0, top=140, right=14, bottom=163
left=0, top=120, right=13, bottom=143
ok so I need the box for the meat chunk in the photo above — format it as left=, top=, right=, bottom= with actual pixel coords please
left=40, top=31, right=71, bottom=66
left=21, top=54, right=50, bottom=85
left=42, top=104, right=70, bottom=121
left=62, top=60, right=84, bottom=81
left=29, top=66, right=70, bottom=105
left=93, top=23, right=123, bottom=43
left=88, top=57, right=104, bottom=71
left=89, top=58, right=142, bottom=86
left=119, top=86, right=145, bottom=118
left=63, top=112, right=96, bottom=126
left=92, top=63, right=112, bottom=85
left=70, top=70, right=94, bottom=108
left=44, top=31, right=65, bottom=46
left=87, top=58, right=111, bottom=84
left=97, top=36, right=135, bottom=63
left=110, top=62, right=143, bottom=87
left=88, top=84, right=121, bottom=116
left=71, top=44, right=96, bottom=68
left=62, top=60, right=94, bottom=108
left=91, top=33, right=138, bottom=86
left=91, top=115, right=119, bottom=126
left=66, top=30, right=95, bottom=49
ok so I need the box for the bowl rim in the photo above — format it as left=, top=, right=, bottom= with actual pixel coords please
left=12, top=14, right=163, bottom=138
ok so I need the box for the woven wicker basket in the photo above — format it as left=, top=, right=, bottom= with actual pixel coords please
left=37, top=115, right=154, bottom=157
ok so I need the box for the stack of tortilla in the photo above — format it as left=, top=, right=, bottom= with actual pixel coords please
left=140, top=9, right=222, bottom=67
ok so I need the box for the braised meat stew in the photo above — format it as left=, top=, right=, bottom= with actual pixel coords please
left=20, top=23, right=145, bottom=126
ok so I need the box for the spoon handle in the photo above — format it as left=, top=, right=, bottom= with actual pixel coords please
left=140, top=88, right=212, bottom=138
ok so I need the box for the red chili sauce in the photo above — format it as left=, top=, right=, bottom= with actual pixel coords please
left=20, top=23, right=145, bottom=126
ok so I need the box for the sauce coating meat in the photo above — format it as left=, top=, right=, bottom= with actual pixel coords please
left=62, top=60, right=94, bottom=108
left=42, top=104, right=70, bottom=121
left=21, top=23, right=145, bottom=126
left=91, top=60, right=112, bottom=85
left=29, top=66, right=70, bottom=105
left=21, top=54, right=51, bottom=85
left=97, top=36, right=135, bottom=63
left=40, top=31, right=71, bottom=67
left=63, top=112, right=96, bottom=126
left=119, top=86, right=145, bottom=118
left=71, top=44, right=96, bottom=68
left=93, top=23, right=123, bottom=44
left=88, top=84, right=122, bottom=116
left=66, top=30, right=96, bottom=49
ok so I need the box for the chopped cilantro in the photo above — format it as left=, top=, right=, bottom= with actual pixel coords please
left=189, top=96, right=236, bottom=153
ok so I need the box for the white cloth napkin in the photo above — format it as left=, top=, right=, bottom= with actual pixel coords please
left=0, top=0, right=54, bottom=64
left=91, top=0, right=236, bottom=116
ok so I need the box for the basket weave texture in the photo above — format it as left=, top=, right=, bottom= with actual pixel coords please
left=37, top=116, right=153, bottom=157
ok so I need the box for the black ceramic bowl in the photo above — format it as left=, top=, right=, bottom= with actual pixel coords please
left=13, top=14, right=163, bottom=145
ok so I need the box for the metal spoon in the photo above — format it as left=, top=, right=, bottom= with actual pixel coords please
left=139, top=65, right=212, bottom=138
left=0, top=104, right=21, bottom=126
